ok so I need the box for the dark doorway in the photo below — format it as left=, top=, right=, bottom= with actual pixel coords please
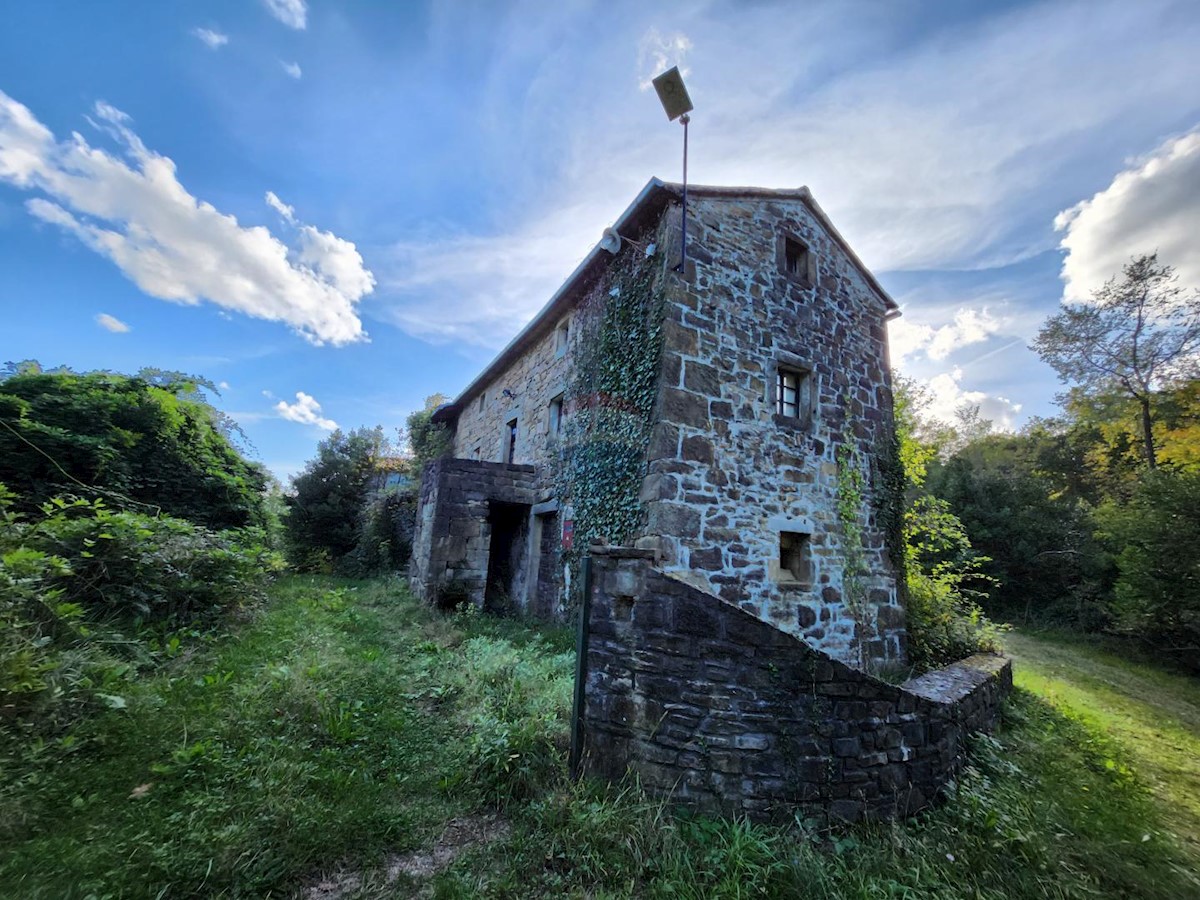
left=485, top=501, right=529, bottom=614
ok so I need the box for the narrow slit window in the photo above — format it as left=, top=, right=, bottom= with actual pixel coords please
left=505, top=418, right=518, bottom=464
left=555, top=320, right=570, bottom=357
left=478, top=393, right=486, bottom=412
left=549, top=394, right=564, bottom=435
left=779, top=531, right=812, bottom=585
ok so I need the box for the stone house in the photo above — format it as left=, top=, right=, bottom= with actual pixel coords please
left=410, top=177, right=906, bottom=668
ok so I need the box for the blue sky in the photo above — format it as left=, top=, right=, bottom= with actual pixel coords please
left=2, top=0, right=1199, bottom=482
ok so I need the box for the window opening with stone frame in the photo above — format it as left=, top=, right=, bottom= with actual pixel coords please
left=781, top=234, right=817, bottom=287
left=548, top=394, right=564, bottom=436
left=555, top=319, right=570, bottom=358
left=776, top=366, right=812, bottom=419
left=779, top=531, right=813, bottom=585
left=478, top=393, right=486, bottom=412
left=505, top=418, right=518, bottom=464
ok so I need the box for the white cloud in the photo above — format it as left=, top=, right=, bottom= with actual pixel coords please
left=191, top=28, right=229, bottom=50
left=95, top=312, right=130, bottom=333
left=0, top=91, right=372, bottom=345
left=281, top=61, right=303, bottom=80
left=262, top=0, right=306, bottom=30
left=1056, top=130, right=1200, bottom=302
left=888, top=307, right=1005, bottom=366
left=275, top=391, right=336, bottom=430
left=924, top=367, right=1022, bottom=431
left=265, top=190, right=294, bottom=221
left=637, top=28, right=692, bottom=91
left=218, top=380, right=230, bottom=390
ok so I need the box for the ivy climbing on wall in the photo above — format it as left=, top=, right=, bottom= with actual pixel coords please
left=836, top=420, right=875, bottom=668
left=552, top=227, right=668, bottom=605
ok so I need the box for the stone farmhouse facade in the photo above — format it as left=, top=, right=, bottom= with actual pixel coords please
left=410, top=178, right=906, bottom=669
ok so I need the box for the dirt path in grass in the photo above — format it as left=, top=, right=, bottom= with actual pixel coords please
left=1006, top=630, right=1200, bottom=861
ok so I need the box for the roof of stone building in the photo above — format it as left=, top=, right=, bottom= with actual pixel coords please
left=432, top=178, right=898, bottom=424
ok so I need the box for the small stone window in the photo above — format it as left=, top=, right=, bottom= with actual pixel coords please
left=779, top=234, right=816, bottom=287
left=505, top=417, right=518, bottom=464
left=779, top=531, right=812, bottom=585
left=548, top=394, right=564, bottom=435
left=555, top=319, right=570, bottom=358
left=776, top=366, right=812, bottom=420
left=478, top=393, right=485, bottom=412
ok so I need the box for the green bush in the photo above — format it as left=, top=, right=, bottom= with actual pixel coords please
left=1097, top=470, right=1200, bottom=666
left=903, top=495, right=1005, bottom=670
left=0, top=369, right=270, bottom=530
left=342, top=485, right=417, bottom=577
left=0, top=483, right=282, bottom=729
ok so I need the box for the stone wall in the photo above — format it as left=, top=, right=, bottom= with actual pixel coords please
left=451, top=313, right=575, bottom=471
left=409, top=457, right=539, bottom=609
left=640, top=193, right=903, bottom=665
left=579, top=549, right=1011, bottom=824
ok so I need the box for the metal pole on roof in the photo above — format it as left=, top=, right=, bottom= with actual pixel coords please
left=678, top=113, right=689, bottom=273
left=651, top=66, right=695, bottom=276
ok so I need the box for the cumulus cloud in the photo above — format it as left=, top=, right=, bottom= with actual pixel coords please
left=888, top=307, right=1005, bottom=366
left=262, top=0, right=306, bottom=30
left=924, top=367, right=1022, bottom=431
left=0, top=91, right=372, bottom=345
left=191, top=28, right=229, bottom=49
left=1056, top=130, right=1200, bottom=302
left=95, top=312, right=130, bottom=333
left=281, top=61, right=303, bottom=80
left=275, top=391, right=337, bottom=430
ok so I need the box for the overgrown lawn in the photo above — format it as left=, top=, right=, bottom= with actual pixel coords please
left=2, top=579, right=1196, bottom=898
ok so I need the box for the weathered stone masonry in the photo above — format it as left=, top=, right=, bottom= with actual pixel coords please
left=579, top=548, right=1012, bottom=824
left=411, top=178, right=904, bottom=667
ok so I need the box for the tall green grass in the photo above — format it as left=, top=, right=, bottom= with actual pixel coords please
left=2, top=577, right=1195, bottom=898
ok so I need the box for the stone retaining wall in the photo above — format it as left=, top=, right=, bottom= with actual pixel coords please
left=579, top=548, right=1012, bottom=824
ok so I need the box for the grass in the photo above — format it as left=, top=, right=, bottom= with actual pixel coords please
left=2, top=578, right=1197, bottom=898
left=1007, top=628, right=1200, bottom=861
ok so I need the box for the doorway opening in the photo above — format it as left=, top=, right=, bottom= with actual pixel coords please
left=485, top=501, right=529, bottom=614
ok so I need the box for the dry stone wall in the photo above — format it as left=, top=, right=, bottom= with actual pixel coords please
left=640, top=194, right=903, bottom=666
left=579, top=549, right=1011, bottom=824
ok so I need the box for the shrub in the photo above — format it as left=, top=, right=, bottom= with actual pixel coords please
left=0, top=484, right=282, bottom=728
left=0, top=369, right=270, bottom=530
left=341, top=485, right=418, bottom=577
left=1096, top=469, right=1200, bottom=667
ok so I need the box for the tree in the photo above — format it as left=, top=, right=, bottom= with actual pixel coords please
left=285, top=426, right=390, bottom=569
left=402, top=393, right=453, bottom=473
left=1033, top=254, right=1200, bottom=469
left=0, top=369, right=268, bottom=529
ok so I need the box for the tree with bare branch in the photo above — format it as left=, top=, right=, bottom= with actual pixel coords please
left=1034, top=254, right=1200, bottom=469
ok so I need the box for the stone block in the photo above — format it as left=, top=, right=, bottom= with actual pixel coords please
left=660, top=388, right=710, bottom=428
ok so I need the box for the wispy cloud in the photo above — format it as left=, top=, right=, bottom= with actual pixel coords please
left=379, top=0, right=1200, bottom=350
left=0, top=91, right=373, bottom=345
left=1056, top=129, right=1200, bottom=302
left=275, top=391, right=336, bottom=430
left=95, top=312, right=130, bottom=333
left=281, top=61, right=303, bottom=80
left=262, top=0, right=306, bottom=30
left=191, top=27, right=229, bottom=50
